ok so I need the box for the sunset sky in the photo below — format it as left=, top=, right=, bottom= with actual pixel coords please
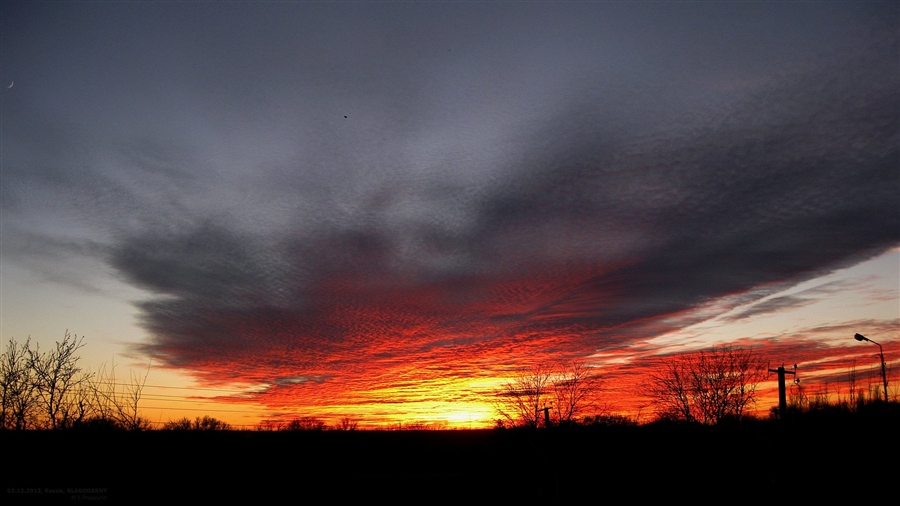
left=1, top=1, right=897, bottom=428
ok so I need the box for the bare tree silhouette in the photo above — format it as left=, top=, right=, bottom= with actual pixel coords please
left=27, top=331, right=93, bottom=429
left=494, top=362, right=602, bottom=428
left=90, top=361, right=152, bottom=430
left=1, top=337, right=39, bottom=429
left=495, top=364, right=553, bottom=428
left=552, top=361, right=602, bottom=425
left=649, top=345, right=767, bottom=424
left=335, top=416, right=359, bottom=431
left=2, top=333, right=155, bottom=430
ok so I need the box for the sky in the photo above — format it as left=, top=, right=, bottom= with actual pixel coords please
left=1, top=1, right=898, bottom=428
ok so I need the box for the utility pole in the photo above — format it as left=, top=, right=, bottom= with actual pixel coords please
left=769, top=364, right=797, bottom=420
left=541, top=406, right=552, bottom=428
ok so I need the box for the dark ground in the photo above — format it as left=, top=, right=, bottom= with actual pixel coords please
left=3, top=410, right=897, bottom=503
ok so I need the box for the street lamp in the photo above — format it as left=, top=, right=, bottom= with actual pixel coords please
left=854, top=333, right=889, bottom=403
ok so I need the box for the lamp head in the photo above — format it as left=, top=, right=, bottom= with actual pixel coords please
left=854, top=333, right=868, bottom=342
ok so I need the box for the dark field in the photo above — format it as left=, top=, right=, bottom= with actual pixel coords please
left=3, top=411, right=896, bottom=503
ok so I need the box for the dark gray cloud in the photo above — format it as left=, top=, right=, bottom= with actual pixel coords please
left=1, top=2, right=897, bottom=384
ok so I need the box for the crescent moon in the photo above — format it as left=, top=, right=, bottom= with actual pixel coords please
left=6, top=82, right=12, bottom=89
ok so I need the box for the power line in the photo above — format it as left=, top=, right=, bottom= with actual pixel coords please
left=141, top=405, right=264, bottom=414
left=136, top=395, right=249, bottom=404
left=98, top=381, right=265, bottom=394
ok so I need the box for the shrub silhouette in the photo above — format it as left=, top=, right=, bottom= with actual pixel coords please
left=281, top=417, right=326, bottom=431
left=163, top=415, right=231, bottom=430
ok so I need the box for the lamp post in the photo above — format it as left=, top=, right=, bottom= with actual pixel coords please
left=854, top=333, right=889, bottom=403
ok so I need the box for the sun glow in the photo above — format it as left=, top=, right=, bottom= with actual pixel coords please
left=442, top=406, right=493, bottom=428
